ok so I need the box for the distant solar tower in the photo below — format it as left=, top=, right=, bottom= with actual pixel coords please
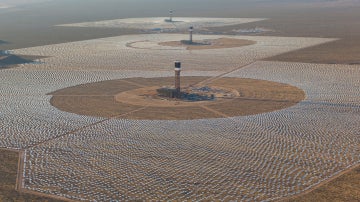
left=174, top=61, right=181, bottom=98
left=169, top=9, right=173, bottom=22
left=189, top=26, right=194, bottom=44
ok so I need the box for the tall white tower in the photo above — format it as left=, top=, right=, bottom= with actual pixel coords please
left=174, top=61, right=181, bottom=98
left=169, top=9, right=173, bottom=22
left=189, top=26, right=194, bottom=44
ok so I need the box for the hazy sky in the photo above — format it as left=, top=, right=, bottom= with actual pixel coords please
left=1, top=0, right=360, bottom=15
left=2, top=0, right=360, bottom=9
left=0, top=0, right=51, bottom=7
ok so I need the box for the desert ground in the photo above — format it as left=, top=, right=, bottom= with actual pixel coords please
left=0, top=13, right=359, bottom=200
left=0, top=148, right=65, bottom=202
left=158, top=38, right=256, bottom=50
left=0, top=0, right=360, bottom=201
left=49, top=77, right=305, bottom=120
left=207, top=6, right=360, bottom=65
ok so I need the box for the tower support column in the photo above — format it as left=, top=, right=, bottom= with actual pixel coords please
left=174, top=61, right=181, bottom=98
left=189, top=26, right=194, bottom=44
left=169, top=10, right=173, bottom=22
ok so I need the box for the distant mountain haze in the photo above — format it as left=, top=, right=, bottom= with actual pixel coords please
left=0, top=0, right=51, bottom=7
left=0, top=0, right=51, bottom=5
left=1, top=0, right=360, bottom=10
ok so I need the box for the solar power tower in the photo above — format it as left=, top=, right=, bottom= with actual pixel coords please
left=189, top=26, right=194, bottom=43
left=174, top=61, right=181, bottom=98
left=169, top=9, right=173, bottom=22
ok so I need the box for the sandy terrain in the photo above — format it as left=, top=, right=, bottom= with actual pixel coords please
left=205, top=7, right=360, bottom=65
left=0, top=148, right=65, bottom=202
left=266, top=38, right=360, bottom=65
left=282, top=164, right=360, bottom=202
left=49, top=77, right=304, bottom=120
left=0, top=34, right=359, bottom=201
left=159, top=38, right=256, bottom=50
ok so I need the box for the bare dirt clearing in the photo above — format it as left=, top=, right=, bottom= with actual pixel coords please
left=0, top=149, right=63, bottom=202
left=283, top=164, right=360, bottom=202
left=159, top=38, right=256, bottom=50
left=49, top=77, right=305, bottom=120
left=207, top=7, right=360, bottom=64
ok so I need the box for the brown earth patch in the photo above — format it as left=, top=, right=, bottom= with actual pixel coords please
left=281, top=164, right=360, bottom=202
left=158, top=38, right=256, bottom=50
left=207, top=7, right=360, bottom=64
left=48, top=77, right=305, bottom=120
left=266, top=38, right=360, bottom=65
left=0, top=148, right=65, bottom=202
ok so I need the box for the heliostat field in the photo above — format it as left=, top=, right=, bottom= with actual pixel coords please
left=0, top=18, right=359, bottom=201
